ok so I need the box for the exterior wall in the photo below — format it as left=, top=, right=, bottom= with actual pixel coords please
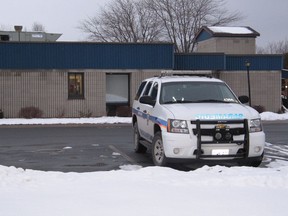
left=0, top=69, right=282, bottom=117
left=0, top=43, right=174, bottom=70
left=0, top=69, right=161, bottom=118
left=197, top=37, right=256, bottom=54
left=174, top=53, right=225, bottom=70
left=196, top=38, right=217, bottom=53
left=220, top=71, right=282, bottom=112
left=0, top=31, right=61, bottom=42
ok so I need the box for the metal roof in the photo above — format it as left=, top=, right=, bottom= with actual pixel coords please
left=195, top=26, right=260, bottom=43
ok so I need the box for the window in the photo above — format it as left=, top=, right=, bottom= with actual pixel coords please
left=68, top=73, right=84, bottom=99
left=160, top=82, right=238, bottom=104
left=135, top=81, right=147, bottom=100
left=150, top=82, right=158, bottom=101
left=143, top=81, right=153, bottom=96
left=0, top=35, right=9, bottom=41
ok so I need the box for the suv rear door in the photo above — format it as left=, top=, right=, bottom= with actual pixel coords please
left=135, top=81, right=152, bottom=139
left=138, top=81, right=159, bottom=142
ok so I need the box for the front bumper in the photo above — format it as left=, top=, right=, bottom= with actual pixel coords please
left=162, top=119, right=265, bottom=160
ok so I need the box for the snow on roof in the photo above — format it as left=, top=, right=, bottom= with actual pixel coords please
left=195, top=26, right=260, bottom=42
left=208, top=26, right=254, bottom=34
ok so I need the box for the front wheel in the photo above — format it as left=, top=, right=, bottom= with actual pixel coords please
left=239, top=152, right=264, bottom=167
left=152, top=132, right=167, bottom=166
left=248, top=152, right=264, bottom=167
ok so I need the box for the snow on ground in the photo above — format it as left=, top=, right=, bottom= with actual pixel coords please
left=1, top=164, right=288, bottom=216
left=0, top=113, right=288, bottom=216
left=260, top=111, right=288, bottom=121
left=0, top=116, right=132, bottom=125
left=0, top=111, right=287, bottom=126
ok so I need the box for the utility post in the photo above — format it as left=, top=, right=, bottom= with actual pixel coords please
left=245, top=61, right=252, bottom=106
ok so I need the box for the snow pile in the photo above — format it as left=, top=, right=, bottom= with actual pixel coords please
left=0, top=116, right=132, bottom=125
left=260, top=111, right=288, bottom=121
left=1, top=164, right=288, bottom=216
left=0, top=112, right=287, bottom=126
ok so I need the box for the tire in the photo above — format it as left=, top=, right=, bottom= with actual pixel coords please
left=152, top=131, right=167, bottom=166
left=133, top=123, right=147, bottom=153
left=249, top=152, right=264, bottom=167
left=239, top=152, right=264, bottom=167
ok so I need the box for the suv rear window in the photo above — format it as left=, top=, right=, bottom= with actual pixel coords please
left=143, top=81, right=153, bottom=96
left=135, top=81, right=147, bottom=100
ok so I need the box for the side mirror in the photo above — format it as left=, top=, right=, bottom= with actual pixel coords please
left=238, top=95, right=249, bottom=104
left=139, top=95, right=156, bottom=106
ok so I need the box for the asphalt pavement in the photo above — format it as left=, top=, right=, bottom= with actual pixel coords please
left=0, top=121, right=287, bottom=172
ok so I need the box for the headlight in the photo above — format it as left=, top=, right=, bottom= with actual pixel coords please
left=250, top=118, right=262, bottom=132
left=167, top=119, right=189, bottom=134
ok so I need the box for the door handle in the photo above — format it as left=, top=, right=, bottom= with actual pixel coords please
left=143, top=110, right=147, bottom=114
left=137, top=107, right=140, bottom=110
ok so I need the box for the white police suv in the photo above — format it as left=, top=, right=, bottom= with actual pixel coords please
left=132, top=73, right=265, bottom=167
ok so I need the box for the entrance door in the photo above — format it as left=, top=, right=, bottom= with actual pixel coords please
left=106, top=74, right=130, bottom=116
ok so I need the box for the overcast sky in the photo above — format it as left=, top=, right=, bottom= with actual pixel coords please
left=0, top=0, right=287, bottom=48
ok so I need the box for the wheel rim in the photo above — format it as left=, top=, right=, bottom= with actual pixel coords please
left=154, top=139, right=164, bottom=164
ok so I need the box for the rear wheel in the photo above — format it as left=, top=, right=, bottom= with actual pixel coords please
left=152, top=132, right=167, bottom=166
left=133, top=123, right=147, bottom=153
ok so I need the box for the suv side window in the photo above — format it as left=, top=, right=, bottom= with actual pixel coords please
left=150, top=82, right=159, bottom=101
left=143, top=81, right=153, bottom=96
left=135, top=81, right=147, bottom=100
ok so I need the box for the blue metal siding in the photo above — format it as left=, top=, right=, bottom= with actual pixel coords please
left=226, top=55, right=283, bottom=71
left=0, top=43, right=283, bottom=71
left=174, top=53, right=225, bottom=70
left=0, top=42, right=174, bottom=69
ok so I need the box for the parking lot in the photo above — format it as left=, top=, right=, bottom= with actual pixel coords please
left=0, top=121, right=287, bottom=172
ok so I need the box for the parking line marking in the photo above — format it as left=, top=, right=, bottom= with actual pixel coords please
left=109, top=145, right=139, bottom=165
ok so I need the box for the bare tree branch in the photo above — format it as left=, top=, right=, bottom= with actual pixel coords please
left=257, top=39, right=288, bottom=54
left=78, top=0, right=162, bottom=43
left=79, top=0, right=242, bottom=52
left=31, top=22, right=46, bottom=32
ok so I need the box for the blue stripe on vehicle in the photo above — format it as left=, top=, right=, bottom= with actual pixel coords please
left=132, top=108, right=168, bottom=127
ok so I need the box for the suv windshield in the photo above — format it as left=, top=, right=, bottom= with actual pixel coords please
left=160, top=81, right=239, bottom=104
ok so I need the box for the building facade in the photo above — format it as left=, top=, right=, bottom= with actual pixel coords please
left=0, top=43, right=173, bottom=118
left=0, top=27, right=284, bottom=118
left=195, top=26, right=260, bottom=54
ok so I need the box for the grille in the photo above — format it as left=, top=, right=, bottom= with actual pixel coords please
left=191, top=119, right=249, bottom=159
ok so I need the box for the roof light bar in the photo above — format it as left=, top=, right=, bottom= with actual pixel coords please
left=160, top=70, right=212, bottom=77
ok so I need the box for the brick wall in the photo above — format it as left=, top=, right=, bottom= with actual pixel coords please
left=220, top=71, right=282, bottom=112
left=0, top=69, right=162, bottom=118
